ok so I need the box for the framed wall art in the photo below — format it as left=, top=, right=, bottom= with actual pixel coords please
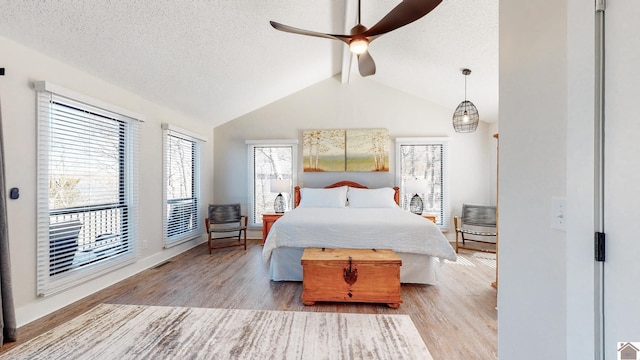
left=303, top=128, right=389, bottom=172
left=346, top=128, right=389, bottom=172
left=303, top=129, right=345, bottom=172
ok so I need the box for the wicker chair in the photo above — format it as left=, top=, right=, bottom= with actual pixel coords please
left=205, top=204, right=247, bottom=254
left=454, top=204, right=497, bottom=254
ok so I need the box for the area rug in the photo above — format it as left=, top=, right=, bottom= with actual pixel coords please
left=473, top=252, right=497, bottom=269
left=446, top=253, right=496, bottom=269
left=1, top=304, right=432, bottom=359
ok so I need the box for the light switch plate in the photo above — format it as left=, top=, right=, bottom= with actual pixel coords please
left=551, top=197, right=566, bottom=231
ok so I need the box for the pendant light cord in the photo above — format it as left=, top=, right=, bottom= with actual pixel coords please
left=464, top=73, right=468, bottom=102
left=461, top=68, right=471, bottom=102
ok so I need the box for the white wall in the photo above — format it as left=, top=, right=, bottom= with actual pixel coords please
left=498, top=0, right=568, bottom=359
left=488, top=122, right=499, bottom=206
left=213, top=76, right=496, bottom=235
left=566, top=0, right=597, bottom=358
left=0, top=35, right=214, bottom=326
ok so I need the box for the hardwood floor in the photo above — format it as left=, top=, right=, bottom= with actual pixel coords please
left=2, top=240, right=497, bottom=359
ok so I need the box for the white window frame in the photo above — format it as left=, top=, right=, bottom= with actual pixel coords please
left=35, top=81, right=143, bottom=296
left=246, top=140, right=298, bottom=228
left=395, top=137, right=451, bottom=230
left=162, top=124, right=205, bottom=248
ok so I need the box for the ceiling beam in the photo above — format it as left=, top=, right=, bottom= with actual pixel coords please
left=341, top=0, right=357, bottom=84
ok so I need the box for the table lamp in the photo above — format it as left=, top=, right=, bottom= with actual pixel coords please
left=270, top=179, right=291, bottom=213
left=404, top=179, right=428, bottom=215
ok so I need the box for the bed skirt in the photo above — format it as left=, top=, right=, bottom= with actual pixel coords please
left=269, top=247, right=439, bottom=285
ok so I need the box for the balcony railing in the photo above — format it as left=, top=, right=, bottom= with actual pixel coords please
left=167, top=197, right=198, bottom=238
left=49, top=203, right=128, bottom=275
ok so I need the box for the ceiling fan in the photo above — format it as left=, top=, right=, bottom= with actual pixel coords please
left=270, top=0, right=442, bottom=77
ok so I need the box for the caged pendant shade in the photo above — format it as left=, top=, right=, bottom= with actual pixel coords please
left=452, top=68, right=479, bottom=133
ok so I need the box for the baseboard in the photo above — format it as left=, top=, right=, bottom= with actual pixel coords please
left=15, top=239, right=206, bottom=327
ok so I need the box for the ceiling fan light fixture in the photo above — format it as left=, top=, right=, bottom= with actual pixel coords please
left=349, top=38, right=369, bottom=55
left=270, top=0, right=443, bottom=76
left=453, top=68, right=479, bottom=133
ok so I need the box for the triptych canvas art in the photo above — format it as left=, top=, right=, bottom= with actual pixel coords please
left=303, top=128, right=389, bottom=172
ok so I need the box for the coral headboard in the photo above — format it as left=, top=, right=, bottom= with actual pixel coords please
left=293, top=181, right=400, bottom=208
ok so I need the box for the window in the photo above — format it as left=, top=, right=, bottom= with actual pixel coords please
left=162, top=124, right=204, bottom=247
left=247, top=140, right=297, bottom=227
left=36, top=81, right=142, bottom=296
left=395, top=138, right=450, bottom=229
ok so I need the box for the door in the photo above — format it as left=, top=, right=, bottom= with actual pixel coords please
left=603, top=0, right=640, bottom=357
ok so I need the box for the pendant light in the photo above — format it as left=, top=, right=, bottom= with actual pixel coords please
left=452, top=68, right=479, bottom=133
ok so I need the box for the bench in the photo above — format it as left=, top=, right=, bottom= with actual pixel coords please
left=454, top=204, right=497, bottom=253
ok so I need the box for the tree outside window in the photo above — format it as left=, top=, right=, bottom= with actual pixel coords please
left=248, top=141, right=297, bottom=227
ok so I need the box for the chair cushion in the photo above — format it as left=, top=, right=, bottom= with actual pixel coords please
left=457, top=228, right=496, bottom=236
left=461, top=204, right=496, bottom=227
left=208, top=204, right=242, bottom=224
left=209, top=225, right=245, bottom=233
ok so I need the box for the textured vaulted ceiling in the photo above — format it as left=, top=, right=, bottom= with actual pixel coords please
left=0, top=0, right=498, bottom=126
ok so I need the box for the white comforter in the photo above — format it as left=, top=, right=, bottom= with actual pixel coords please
left=262, top=207, right=457, bottom=263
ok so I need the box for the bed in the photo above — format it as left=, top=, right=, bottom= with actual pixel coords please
left=262, top=181, right=457, bottom=285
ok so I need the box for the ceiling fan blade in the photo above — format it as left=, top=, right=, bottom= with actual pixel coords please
left=362, top=0, right=442, bottom=39
left=270, top=21, right=351, bottom=44
left=357, top=51, right=376, bottom=77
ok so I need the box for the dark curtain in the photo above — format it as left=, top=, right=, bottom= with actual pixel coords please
left=0, top=97, right=16, bottom=344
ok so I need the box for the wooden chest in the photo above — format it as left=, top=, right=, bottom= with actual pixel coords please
left=301, top=248, right=402, bottom=308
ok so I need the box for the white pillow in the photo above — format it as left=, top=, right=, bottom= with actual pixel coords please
left=347, top=187, right=398, bottom=208
left=298, top=186, right=348, bottom=208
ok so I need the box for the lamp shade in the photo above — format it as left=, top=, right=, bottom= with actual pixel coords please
left=270, top=179, right=291, bottom=194
left=404, top=179, right=427, bottom=195
left=452, top=100, right=479, bottom=133
left=452, top=68, right=479, bottom=133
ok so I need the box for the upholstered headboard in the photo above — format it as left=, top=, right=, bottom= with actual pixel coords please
left=293, top=181, right=400, bottom=208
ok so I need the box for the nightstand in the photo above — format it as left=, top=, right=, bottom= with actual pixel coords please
left=262, top=213, right=284, bottom=245
left=421, top=214, right=436, bottom=223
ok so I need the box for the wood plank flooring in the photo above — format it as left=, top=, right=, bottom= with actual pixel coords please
left=2, top=240, right=497, bottom=359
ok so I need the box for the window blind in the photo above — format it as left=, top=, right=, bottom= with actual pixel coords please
left=246, top=140, right=297, bottom=227
left=36, top=82, right=140, bottom=296
left=162, top=124, right=203, bottom=247
left=396, top=138, right=450, bottom=229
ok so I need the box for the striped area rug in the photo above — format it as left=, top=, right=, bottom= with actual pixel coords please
left=1, top=304, right=432, bottom=359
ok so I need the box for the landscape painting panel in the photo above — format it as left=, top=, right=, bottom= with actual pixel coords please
left=303, top=129, right=345, bottom=172
left=346, top=128, right=389, bottom=172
